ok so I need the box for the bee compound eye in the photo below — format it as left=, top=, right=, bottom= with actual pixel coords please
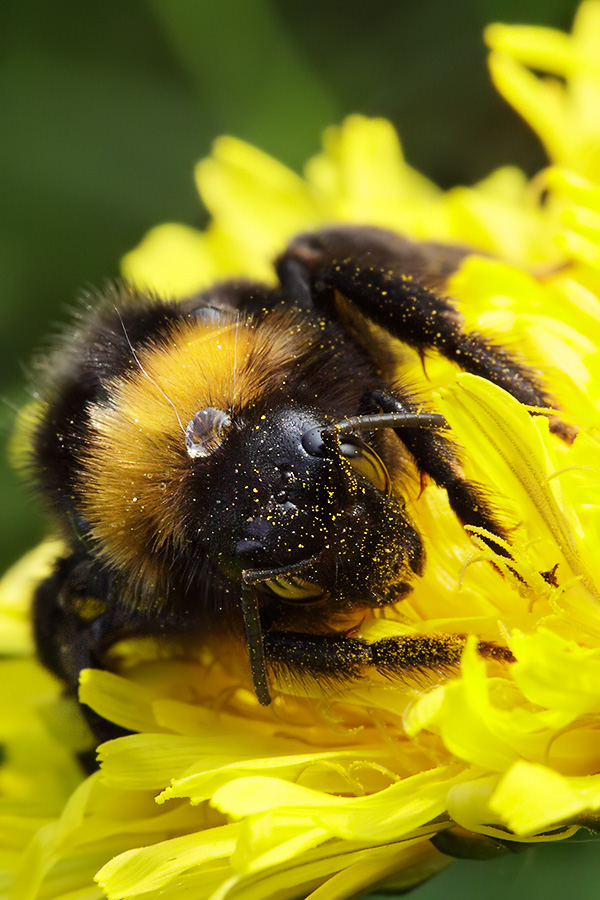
left=339, top=436, right=391, bottom=495
left=185, top=407, right=232, bottom=459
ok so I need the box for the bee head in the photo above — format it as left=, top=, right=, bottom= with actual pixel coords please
left=192, top=405, right=423, bottom=608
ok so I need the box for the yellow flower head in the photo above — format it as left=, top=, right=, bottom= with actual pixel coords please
left=4, top=3, right=600, bottom=899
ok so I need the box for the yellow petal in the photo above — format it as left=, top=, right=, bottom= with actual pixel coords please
left=490, top=760, right=597, bottom=834
left=437, top=374, right=596, bottom=597
left=96, top=824, right=238, bottom=899
left=511, top=628, right=600, bottom=716
left=487, top=50, right=570, bottom=163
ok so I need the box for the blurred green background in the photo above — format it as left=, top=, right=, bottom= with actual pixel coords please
left=2, top=1, right=598, bottom=897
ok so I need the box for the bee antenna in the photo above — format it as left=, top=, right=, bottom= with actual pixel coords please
left=302, top=412, right=446, bottom=458
left=115, top=307, right=187, bottom=436
left=240, top=584, right=271, bottom=705
left=324, top=411, right=447, bottom=436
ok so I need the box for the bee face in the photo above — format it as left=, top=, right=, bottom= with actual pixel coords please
left=197, top=405, right=423, bottom=604
left=26, top=226, right=566, bottom=725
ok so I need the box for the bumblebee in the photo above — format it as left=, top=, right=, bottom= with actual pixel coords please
left=25, top=226, right=569, bottom=738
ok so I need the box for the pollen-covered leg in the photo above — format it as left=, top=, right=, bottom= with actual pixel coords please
left=370, top=633, right=514, bottom=675
left=365, top=388, right=512, bottom=558
left=319, top=263, right=576, bottom=442
left=263, top=630, right=513, bottom=691
left=277, top=226, right=574, bottom=440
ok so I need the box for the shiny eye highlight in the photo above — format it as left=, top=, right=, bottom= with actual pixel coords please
left=185, top=407, right=232, bottom=459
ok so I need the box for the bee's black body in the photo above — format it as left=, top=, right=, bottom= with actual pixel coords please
left=27, top=226, right=565, bottom=739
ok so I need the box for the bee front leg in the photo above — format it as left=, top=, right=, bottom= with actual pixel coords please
left=278, top=227, right=574, bottom=441
left=279, top=230, right=555, bottom=412
left=262, top=630, right=513, bottom=695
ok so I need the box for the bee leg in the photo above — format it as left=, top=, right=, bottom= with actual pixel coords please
left=278, top=231, right=574, bottom=441
left=321, top=262, right=577, bottom=441
left=364, top=388, right=512, bottom=558
left=33, top=553, right=103, bottom=688
left=281, top=240, right=550, bottom=407
left=33, top=554, right=132, bottom=754
left=263, top=630, right=513, bottom=691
